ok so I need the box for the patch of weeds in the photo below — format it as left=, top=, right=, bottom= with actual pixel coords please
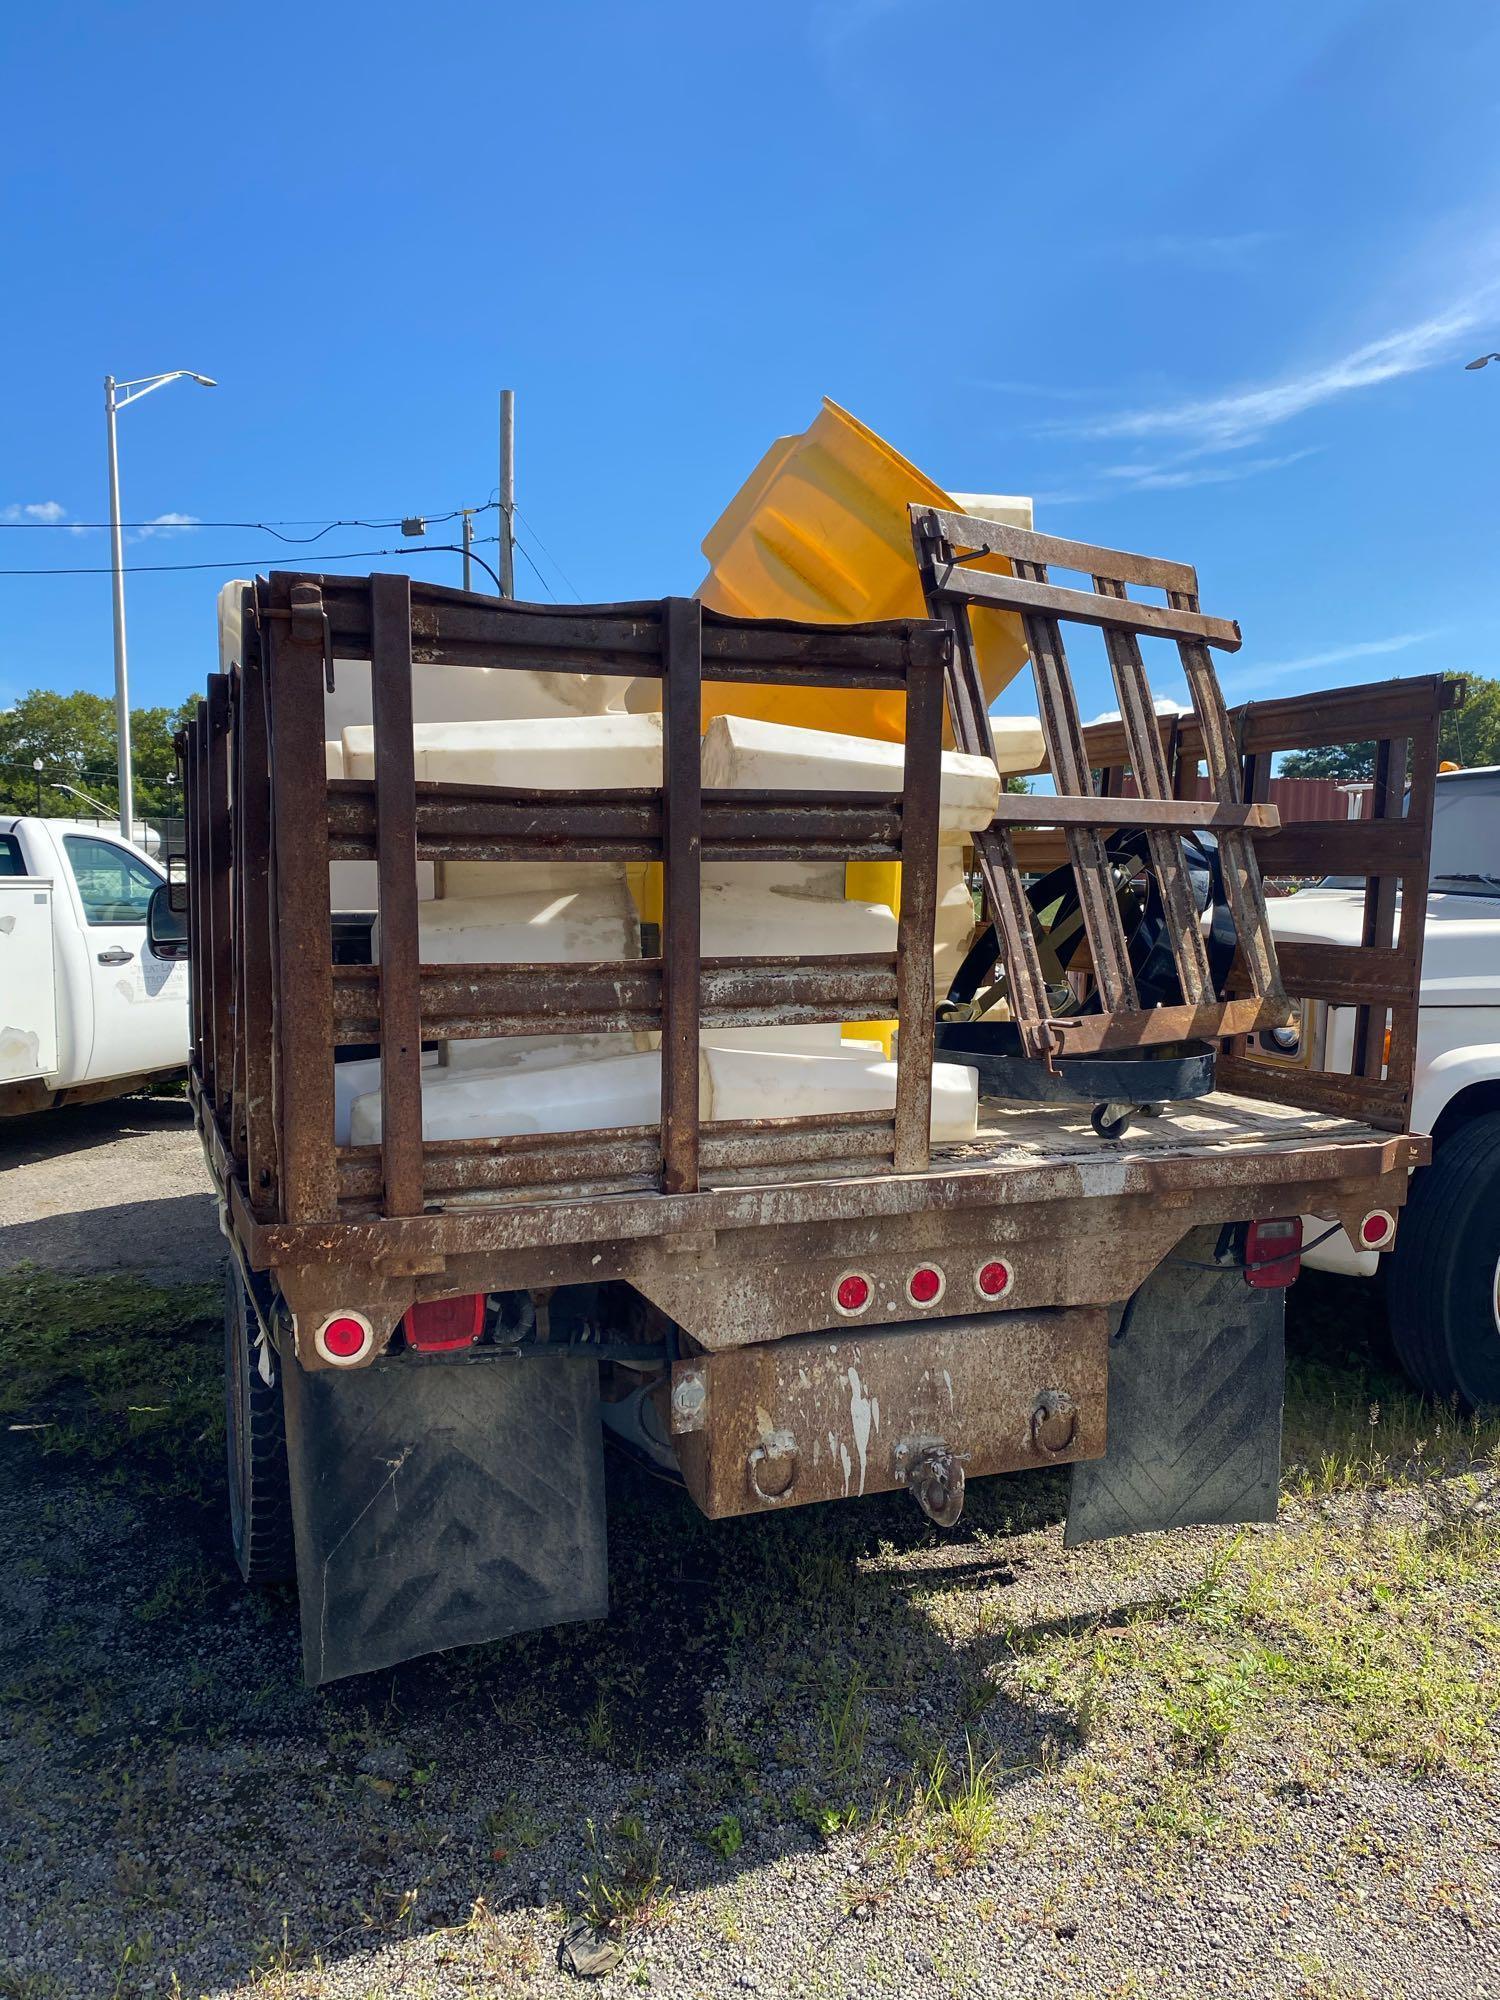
left=133, top=1558, right=221, bottom=1625
left=1283, top=1271, right=1500, bottom=1491
left=1004, top=1477, right=1500, bottom=1845
left=787, top=1786, right=859, bottom=1840
left=703, top=1812, right=744, bottom=1860
left=578, top=1814, right=672, bottom=1942
left=0, top=1265, right=220, bottom=1476
left=817, top=1664, right=869, bottom=1784
left=911, top=1734, right=1003, bottom=1869
left=483, top=1793, right=552, bottom=1861
left=584, top=1691, right=615, bottom=1759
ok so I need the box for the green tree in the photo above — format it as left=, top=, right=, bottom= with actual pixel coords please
left=1439, top=671, right=1500, bottom=770
left=1279, top=673, right=1498, bottom=779
left=0, top=687, right=197, bottom=820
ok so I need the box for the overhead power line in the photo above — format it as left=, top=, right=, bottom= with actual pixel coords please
left=0, top=503, right=499, bottom=542
left=0, top=538, right=501, bottom=579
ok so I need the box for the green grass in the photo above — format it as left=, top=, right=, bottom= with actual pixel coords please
left=0, top=1265, right=221, bottom=1469
left=1003, top=1482, right=1500, bottom=1845
left=578, top=1814, right=672, bottom=1940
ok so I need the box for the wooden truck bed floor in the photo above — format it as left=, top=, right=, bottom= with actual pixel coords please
left=218, top=1087, right=1422, bottom=1269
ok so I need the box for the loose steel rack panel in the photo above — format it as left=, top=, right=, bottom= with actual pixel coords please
left=911, top=506, right=1293, bottom=1060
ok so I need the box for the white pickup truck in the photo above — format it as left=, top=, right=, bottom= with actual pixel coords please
left=0, top=817, right=189, bottom=1117
left=1265, top=764, right=1500, bottom=1408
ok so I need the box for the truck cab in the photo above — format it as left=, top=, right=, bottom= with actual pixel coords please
left=0, top=816, right=189, bottom=1117
left=1264, top=766, right=1500, bottom=1405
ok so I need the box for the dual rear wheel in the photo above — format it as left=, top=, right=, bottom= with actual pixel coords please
left=1387, top=1112, right=1500, bottom=1412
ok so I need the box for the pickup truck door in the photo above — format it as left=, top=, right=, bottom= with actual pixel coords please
left=59, top=832, right=188, bottom=1082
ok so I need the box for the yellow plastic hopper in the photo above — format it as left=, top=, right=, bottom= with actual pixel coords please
left=689, top=396, right=1033, bottom=742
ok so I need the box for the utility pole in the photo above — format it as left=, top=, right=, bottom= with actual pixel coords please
left=459, top=507, right=475, bottom=591
left=498, top=388, right=516, bottom=597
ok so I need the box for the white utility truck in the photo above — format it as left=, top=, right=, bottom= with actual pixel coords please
left=1265, top=764, right=1500, bottom=1407
left=0, top=816, right=188, bottom=1117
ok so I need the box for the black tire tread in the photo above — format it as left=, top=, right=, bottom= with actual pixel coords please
left=226, top=1269, right=297, bottom=1585
left=1387, top=1111, right=1500, bottom=1410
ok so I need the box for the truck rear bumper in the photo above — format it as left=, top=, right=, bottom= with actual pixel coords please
left=665, top=1307, right=1107, bottom=1519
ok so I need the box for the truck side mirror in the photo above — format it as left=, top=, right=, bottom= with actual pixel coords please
left=166, top=853, right=189, bottom=914
left=147, top=881, right=189, bottom=959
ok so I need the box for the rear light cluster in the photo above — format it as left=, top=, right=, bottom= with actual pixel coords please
left=832, top=1258, right=1013, bottom=1317
left=311, top=1293, right=489, bottom=1367
left=1244, top=1217, right=1301, bottom=1289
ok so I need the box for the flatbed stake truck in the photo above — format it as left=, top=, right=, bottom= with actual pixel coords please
left=161, top=557, right=1443, bottom=1684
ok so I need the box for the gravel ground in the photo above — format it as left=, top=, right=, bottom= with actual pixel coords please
left=0, top=1091, right=222, bottom=1281
left=0, top=1117, right=1495, bottom=2000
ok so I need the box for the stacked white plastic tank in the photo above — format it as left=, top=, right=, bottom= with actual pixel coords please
left=215, top=584, right=1043, bottom=1156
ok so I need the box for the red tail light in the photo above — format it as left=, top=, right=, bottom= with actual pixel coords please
left=976, top=1259, right=1012, bottom=1299
left=1245, top=1217, right=1301, bottom=1288
left=1358, top=1210, right=1395, bottom=1250
left=403, top=1293, right=486, bottom=1352
left=313, top=1310, right=376, bottom=1367
left=833, top=1271, right=873, bottom=1315
left=907, top=1265, right=945, bottom=1306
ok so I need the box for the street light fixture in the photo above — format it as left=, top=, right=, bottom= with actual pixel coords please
left=105, top=369, right=216, bottom=841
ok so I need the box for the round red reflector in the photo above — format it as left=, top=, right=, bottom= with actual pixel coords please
left=977, top=1260, right=1011, bottom=1298
left=834, top=1273, right=871, bottom=1314
left=909, top=1266, right=943, bottom=1304
left=1360, top=1211, right=1393, bottom=1248
left=321, top=1315, right=368, bottom=1359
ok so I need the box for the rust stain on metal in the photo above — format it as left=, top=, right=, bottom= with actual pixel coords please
left=669, top=1309, right=1108, bottom=1519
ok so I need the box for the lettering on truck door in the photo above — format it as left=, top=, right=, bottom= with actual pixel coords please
left=60, top=833, right=187, bottom=1082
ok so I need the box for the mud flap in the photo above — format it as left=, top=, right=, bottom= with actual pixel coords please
left=1065, top=1225, right=1284, bottom=1546
left=281, top=1353, right=608, bottom=1685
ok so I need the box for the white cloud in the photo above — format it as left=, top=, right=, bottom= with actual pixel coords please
left=1087, top=697, right=1191, bottom=726
left=2, top=500, right=69, bottom=522
left=1056, top=298, right=1491, bottom=452
left=1036, top=448, right=1315, bottom=508
left=1125, top=230, right=1280, bottom=272
left=1219, top=630, right=1439, bottom=697
left=134, top=512, right=201, bottom=540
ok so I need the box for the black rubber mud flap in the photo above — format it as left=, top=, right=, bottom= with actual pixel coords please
left=281, top=1353, right=608, bottom=1685
left=1065, top=1225, right=1285, bottom=1546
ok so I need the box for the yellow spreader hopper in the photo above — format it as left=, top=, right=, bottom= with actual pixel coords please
left=690, top=395, right=1033, bottom=744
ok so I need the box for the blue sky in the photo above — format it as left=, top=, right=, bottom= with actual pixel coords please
left=1, top=0, right=1496, bottom=731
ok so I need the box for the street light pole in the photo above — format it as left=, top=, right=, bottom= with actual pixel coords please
left=104, top=369, right=216, bottom=843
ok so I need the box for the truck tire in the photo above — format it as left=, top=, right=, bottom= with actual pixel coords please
left=224, top=1265, right=297, bottom=1584
left=1387, top=1112, right=1500, bottom=1411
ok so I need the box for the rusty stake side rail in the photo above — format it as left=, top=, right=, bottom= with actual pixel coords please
left=1005, top=672, right=1461, bottom=1133
left=190, top=575, right=952, bottom=1227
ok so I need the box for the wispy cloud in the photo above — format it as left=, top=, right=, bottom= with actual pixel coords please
left=809, top=0, right=905, bottom=55
left=1122, top=230, right=1280, bottom=273
left=134, top=511, right=200, bottom=540
left=2, top=499, right=86, bottom=536
left=1219, top=630, right=1439, bottom=697
left=1055, top=298, right=1491, bottom=452
left=3, top=499, right=68, bottom=523
left=1036, top=448, right=1316, bottom=508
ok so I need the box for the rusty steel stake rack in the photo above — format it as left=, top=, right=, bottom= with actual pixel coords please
left=910, top=506, right=1295, bottom=1058
left=184, top=576, right=952, bottom=1230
